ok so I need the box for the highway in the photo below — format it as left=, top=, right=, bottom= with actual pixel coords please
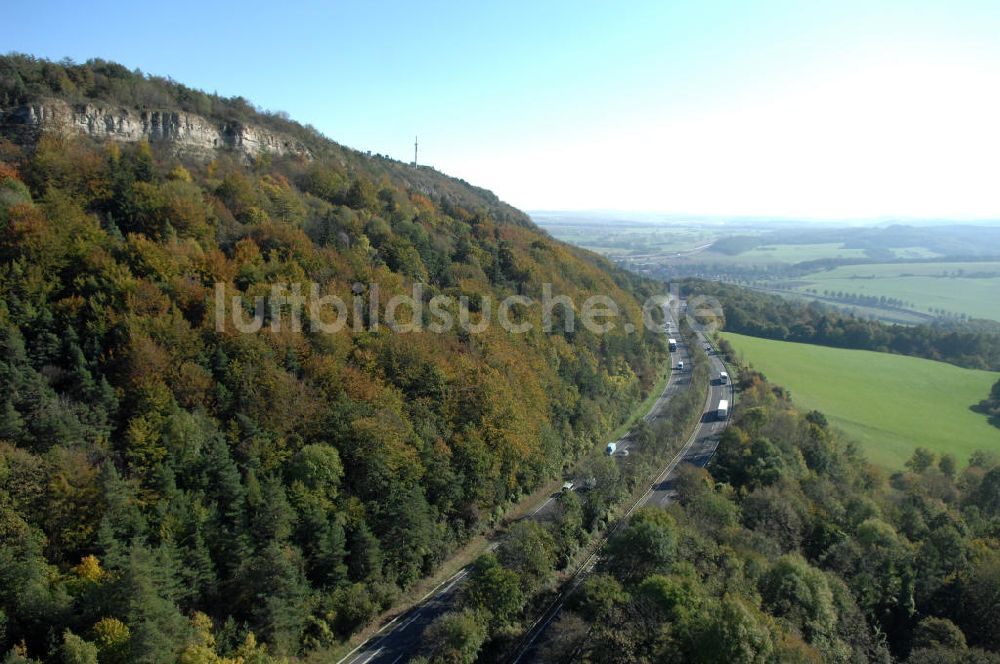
left=336, top=565, right=472, bottom=664
left=337, top=306, right=690, bottom=664
left=529, top=315, right=690, bottom=521
left=643, top=338, right=733, bottom=509
left=509, top=328, right=734, bottom=663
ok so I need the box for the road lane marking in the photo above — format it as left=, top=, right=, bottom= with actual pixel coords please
left=399, top=613, right=421, bottom=630
left=530, top=496, right=555, bottom=516
left=417, top=568, right=467, bottom=604
left=439, top=570, right=468, bottom=596
left=338, top=566, right=472, bottom=664
left=511, top=600, right=566, bottom=664
left=338, top=639, right=376, bottom=664
left=358, top=647, right=383, bottom=664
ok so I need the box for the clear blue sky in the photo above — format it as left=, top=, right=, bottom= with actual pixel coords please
left=4, top=0, right=1000, bottom=218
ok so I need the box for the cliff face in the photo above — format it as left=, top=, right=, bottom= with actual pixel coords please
left=1, top=98, right=312, bottom=161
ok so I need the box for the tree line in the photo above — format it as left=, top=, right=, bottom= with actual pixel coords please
left=685, top=280, right=1000, bottom=371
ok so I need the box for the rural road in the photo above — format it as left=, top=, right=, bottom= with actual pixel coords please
left=337, top=304, right=720, bottom=664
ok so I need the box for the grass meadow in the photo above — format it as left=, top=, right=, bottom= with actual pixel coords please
left=793, top=261, right=1000, bottom=321
left=722, top=332, right=1000, bottom=468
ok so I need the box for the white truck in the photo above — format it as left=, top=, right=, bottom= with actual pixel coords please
left=606, top=442, right=617, bottom=455
left=719, top=371, right=729, bottom=384
left=667, top=338, right=678, bottom=351
left=717, top=399, right=729, bottom=421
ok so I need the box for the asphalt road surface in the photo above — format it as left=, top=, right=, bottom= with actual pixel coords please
left=336, top=566, right=471, bottom=664
left=337, top=306, right=714, bottom=664
left=643, top=336, right=733, bottom=509
left=529, top=317, right=690, bottom=521
left=510, top=328, right=735, bottom=663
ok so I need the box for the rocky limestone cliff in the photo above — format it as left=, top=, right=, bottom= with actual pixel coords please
left=1, top=98, right=313, bottom=161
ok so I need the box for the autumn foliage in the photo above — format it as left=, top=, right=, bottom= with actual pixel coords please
left=0, top=117, right=665, bottom=661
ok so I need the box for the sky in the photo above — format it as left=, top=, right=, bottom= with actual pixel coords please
left=3, top=0, right=1000, bottom=219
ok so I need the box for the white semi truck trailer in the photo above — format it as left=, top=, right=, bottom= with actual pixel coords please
left=717, top=399, right=729, bottom=421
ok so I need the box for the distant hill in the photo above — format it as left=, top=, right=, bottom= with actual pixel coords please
left=764, top=223, right=1000, bottom=257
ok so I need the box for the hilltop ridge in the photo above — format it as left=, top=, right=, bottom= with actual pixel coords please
left=0, top=52, right=533, bottom=228
left=3, top=96, right=315, bottom=162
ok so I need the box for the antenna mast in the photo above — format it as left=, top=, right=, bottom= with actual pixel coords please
left=413, top=136, right=418, bottom=167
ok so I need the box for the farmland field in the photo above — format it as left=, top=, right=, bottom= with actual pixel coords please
left=793, top=261, right=1000, bottom=321
left=732, top=242, right=869, bottom=263
left=721, top=332, right=1000, bottom=468
left=532, top=216, right=726, bottom=256
left=535, top=215, right=1000, bottom=322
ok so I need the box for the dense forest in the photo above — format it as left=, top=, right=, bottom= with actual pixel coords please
left=530, top=364, right=1000, bottom=664
left=686, top=279, right=1000, bottom=371
left=406, top=320, right=712, bottom=663
left=0, top=57, right=669, bottom=662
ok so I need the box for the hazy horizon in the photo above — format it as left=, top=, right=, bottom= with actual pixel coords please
left=528, top=210, right=1000, bottom=227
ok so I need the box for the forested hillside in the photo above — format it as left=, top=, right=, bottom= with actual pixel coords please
left=545, top=366, right=1000, bottom=664
left=0, top=56, right=667, bottom=662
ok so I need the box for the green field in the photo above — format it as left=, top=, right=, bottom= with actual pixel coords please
left=722, top=333, right=1000, bottom=468
left=700, top=242, right=946, bottom=265
left=795, top=261, right=1000, bottom=321
left=731, top=242, right=869, bottom=263
left=538, top=217, right=1000, bottom=323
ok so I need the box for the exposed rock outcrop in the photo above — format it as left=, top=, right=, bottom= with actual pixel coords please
left=1, top=98, right=312, bottom=161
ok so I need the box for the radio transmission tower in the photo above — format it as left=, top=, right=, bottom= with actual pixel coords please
left=413, top=136, right=418, bottom=167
